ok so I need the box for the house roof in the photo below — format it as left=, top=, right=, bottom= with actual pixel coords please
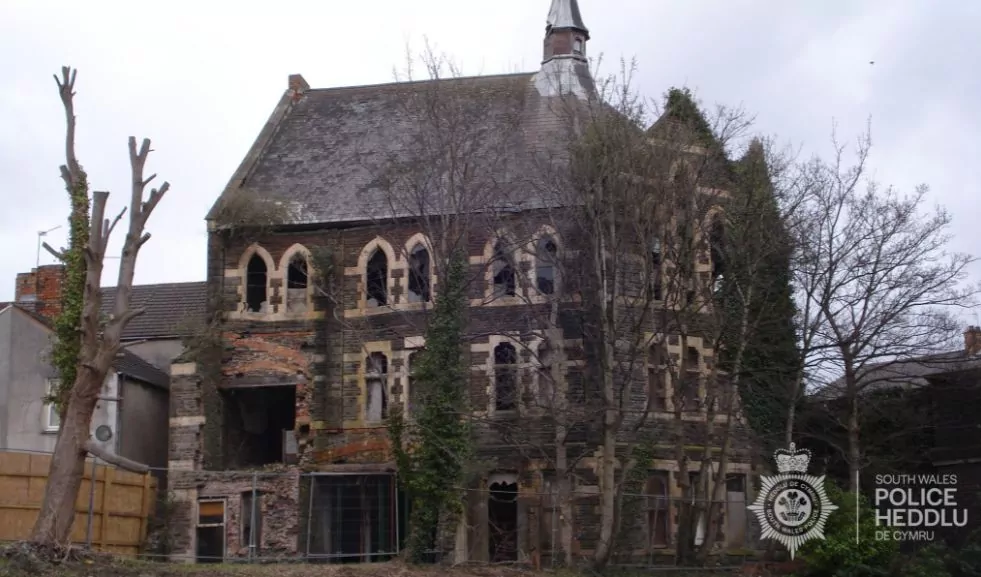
left=114, top=347, right=170, bottom=390
left=811, top=349, right=981, bottom=400
left=100, top=281, right=208, bottom=340
left=0, top=303, right=169, bottom=389
left=207, top=70, right=594, bottom=227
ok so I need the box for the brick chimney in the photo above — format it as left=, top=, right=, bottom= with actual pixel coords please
left=965, top=326, right=981, bottom=356
left=14, top=264, right=65, bottom=320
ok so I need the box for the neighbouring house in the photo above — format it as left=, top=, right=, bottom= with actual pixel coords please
left=0, top=264, right=208, bottom=476
left=803, top=326, right=981, bottom=542
left=166, top=0, right=760, bottom=566
left=0, top=301, right=169, bottom=468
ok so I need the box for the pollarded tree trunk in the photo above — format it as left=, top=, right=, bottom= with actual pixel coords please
left=31, top=67, right=167, bottom=546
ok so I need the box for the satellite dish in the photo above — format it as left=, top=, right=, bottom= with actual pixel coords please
left=95, top=425, right=113, bottom=443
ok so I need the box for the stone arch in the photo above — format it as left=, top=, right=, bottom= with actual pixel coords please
left=358, top=237, right=397, bottom=308
left=279, top=243, right=313, bottom=313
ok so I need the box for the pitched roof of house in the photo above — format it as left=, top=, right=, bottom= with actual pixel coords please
left=100, top=281, right=208, bottom=340
left=207, top=70, right=594, bottom=227
left=811, top=349, right=981, bottom=401
left=0, top=303, right=169, bottom=389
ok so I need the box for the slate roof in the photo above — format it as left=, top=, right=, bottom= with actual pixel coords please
left=208, top=70, right=594, bottom=226
left=114, top=348, right=170, bottom=390
left=100, top=281, right=208, bottom=340
left=547, top=0, right=589, bottom=34
left=812, top=350, right=981, bottom=400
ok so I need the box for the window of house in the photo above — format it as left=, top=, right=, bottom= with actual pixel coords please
left=365, top=352, right=388, bottom=422
left=573, top=37, right=584, bottom=55
left=682, top=347, right=700, bottom=410
left=494, top=342, right=518, bottom=411
left=648, top=346, right=667, bottom=411
left=407, top=244, right=431, bottom=303
left=43, top=378, right=60, bottom=432
left=536, top=236, right=558, bottom=295
left=492, top=243, right=516, bottom=298
left=538, top=343, right=555, bottom=409
left=647, top=472, right=669, bottom=547
left=241, top=491, right=262, bottom=555
left=366, top=249, right=388, bottom=307
left=286, top=253, right=309, bottom=313
left=245, top=254, right=268, bottom=313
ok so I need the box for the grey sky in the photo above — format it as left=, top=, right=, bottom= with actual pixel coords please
left=1, top=0, right=979, bottom=313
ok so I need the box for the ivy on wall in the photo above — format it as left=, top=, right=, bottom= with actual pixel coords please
left=388, top=251, right=473, bottom=563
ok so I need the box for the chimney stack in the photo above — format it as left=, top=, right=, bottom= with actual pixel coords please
left=965, top=326, right=981, bottom=356
left=14, top=264, right=65, bottom=320
left=288, top=74, right=309, bottom=102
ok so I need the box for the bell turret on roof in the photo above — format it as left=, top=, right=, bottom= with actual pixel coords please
left=536, top=0, right=594, bottom=99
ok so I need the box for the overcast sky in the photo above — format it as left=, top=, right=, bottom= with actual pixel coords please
left=1, top=0, right=979, bottom=315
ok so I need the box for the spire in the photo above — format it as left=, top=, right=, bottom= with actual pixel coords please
left=547, top=0, right=589, bottom=36
left=543, top=0, right=589, bottom=64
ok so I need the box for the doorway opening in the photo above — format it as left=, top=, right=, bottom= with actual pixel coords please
left=488, top=480, right=518, bottom=562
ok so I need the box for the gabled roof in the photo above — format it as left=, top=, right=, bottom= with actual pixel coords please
left=811, top=350, right=981, bottom=401
left=100, top=281, right=208, bottom=340
left=207, top=71, right=593, bottom=227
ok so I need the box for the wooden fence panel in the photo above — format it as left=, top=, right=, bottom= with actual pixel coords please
left=0, top=451, right=157, bottom=557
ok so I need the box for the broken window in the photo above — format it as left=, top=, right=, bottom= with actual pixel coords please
left=197, top=499, right=226, bottom=563
left=709, top=217, right=726, bottom=291
left=682, top=347, right=700, bottom=411
left=406, top=350, right=423, bottom=417
left=538, top=343, right=555, bottom=409
left=366, top=249, right=388, bottom=307
left=494, top=342, right=517, bottom=411
left=309, top=474, right=396, bottom=563
left=491, top=243, right=516, bottom=298
left=286, top=252, right=309, bottom=313
left=646, top=472, right=669, bottom=547
left=225, top=386, right=296, bottom=467
left=536, top=236, right=558, bottom=295
left=365, top=352, right=388, bottom=422
left=407, top=244, right=431, bottom=303
left=241, top=490, right=262, bottom=556
left=648, top=344, right=667, bottom=411
left=650, top=237, right=663, bottom=301
left=245, top=254, right=268, bottom=313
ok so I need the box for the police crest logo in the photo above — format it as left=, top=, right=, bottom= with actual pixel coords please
left=748, top=443, right=838, bottom=559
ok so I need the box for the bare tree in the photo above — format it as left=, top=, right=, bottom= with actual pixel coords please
left=31, top=67, right=168, bottom=545
left=795, top=127, right=976, bottom=493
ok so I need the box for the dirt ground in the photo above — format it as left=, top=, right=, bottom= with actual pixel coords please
left=0, top=559, right=544, bottom=577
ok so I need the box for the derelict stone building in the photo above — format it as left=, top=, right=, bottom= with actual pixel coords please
left=167, top=0, right=759, bottom=564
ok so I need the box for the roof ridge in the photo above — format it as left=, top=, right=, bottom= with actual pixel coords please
left=301, top=71, right=537, bottom=95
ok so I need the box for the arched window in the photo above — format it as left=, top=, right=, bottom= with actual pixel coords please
left=494, top=342, right=518, bottom=411
left=285, top=253, right=309, bottom=313
left=366, top=249, right=388, bottom=307
left=538, top=343, right=555, bottom=409
left=407, top=244, right=431, bottom=303
left=536, top=236, right=558, bottom=295
left=245, top=254, right=268, bottom=313
left=648, top=344, right=667, bottom=411
left=492, top=243, right=516, bottom=298
left=365, top=352, right=388, bottom=422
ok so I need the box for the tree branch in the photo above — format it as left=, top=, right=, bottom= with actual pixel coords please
left=83, top=440, right=149, bottom=474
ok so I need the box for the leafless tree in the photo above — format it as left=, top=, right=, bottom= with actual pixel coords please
left=31, top=67, right=168, bottom=545
left=794, top=126, right=977, bottom=493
